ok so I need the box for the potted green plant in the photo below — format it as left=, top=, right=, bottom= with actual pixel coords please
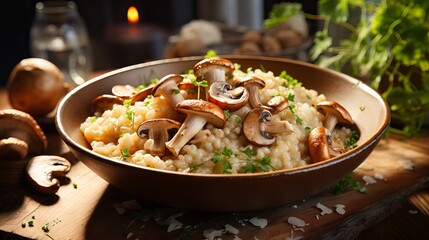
left=310, top=0, right=429, bottom=137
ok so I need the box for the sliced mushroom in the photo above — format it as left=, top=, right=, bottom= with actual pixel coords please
left=0, top=109, right=47, bottom=155
left=112, top=84, right=137, bottom=97
left=0, top=137, right=28, bottom=160
left=166, top=99, right=226, bottom=156
left=243, top=108, right=294, bottom=146
left=111, top=84, right=154, bottom=104
left=26, top=155, right=71, bottom=194
left=152, top=74, right=184, bottom=108
left=92, top=94, right=125, bottom=114
left=137, top=118, right=181, bottom=156
left=208, top=81, right=249, bottom=111
left=237, top=76, right=271, bottom=110
left=308, top=126, right=342, bottom=163
left=317, top=101, right=353, bottom=132
left=193, top=57, right=235, bottom=85
left=266, top=95, right=289, bottom=114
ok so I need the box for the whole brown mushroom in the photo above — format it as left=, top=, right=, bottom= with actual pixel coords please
left=7, top=58, right=65, bottom=117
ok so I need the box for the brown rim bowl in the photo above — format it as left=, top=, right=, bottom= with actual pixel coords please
left=55, top=55, right=390, bottom=211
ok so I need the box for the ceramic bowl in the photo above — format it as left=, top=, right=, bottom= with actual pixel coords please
left=56, top=56, right=390, bottom=211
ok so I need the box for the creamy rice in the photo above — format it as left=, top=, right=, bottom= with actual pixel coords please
left=80, top=64, right=354, bottom=174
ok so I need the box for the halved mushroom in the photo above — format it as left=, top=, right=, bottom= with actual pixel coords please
left=236, top=76, right=271, bottom=110
left=193, top=57, right=235, bottom=86
left=92, top=94, right=125, bottom=114
left=0, top=109, right=47, bottom=155
left=26, top=155, right=71, bottom=194
left=0, top=137, right=28, bottom=160
left=152, top=74, right=184, bottom=108
left=137, top=118, right=181, bottom=156
left=112, top=84, right=154, bottom=104
left=243, top=108, right=294, bottom=146
left=308, top=126, right=342, bottom=163
left=208, top=81, right=249, bottom=111
left=166, top=99, right=226, bottom=156
left=266, top=95, right=289, bottom=114
left=317, top=101, right=353, bottom=132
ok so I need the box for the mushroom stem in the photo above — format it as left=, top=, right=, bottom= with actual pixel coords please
left=157, top=80, right=184, bottom=107
left=260, top=121, right=294, bottom=134
left=248, top=85, right=264, bottom=108
left=166, top=115, right=207, bottom=156
left=324, top=113, right=339, bottom=132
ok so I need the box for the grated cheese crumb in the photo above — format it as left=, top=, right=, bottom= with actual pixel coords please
left=402, top=160, right=414, bottom=171
left=113, top=204, right=125, bottom=215
left=335, top=204, right=346, bottom=215
left=363, top=175, right=377, bottom=185
left=315, top=214, right=320, bottom=220
left=122, top=200, right=141, bottom=210
left=225, top=224, right=239, bottom=235
left=409, top=210, right=418, bottom=214
left=374, top=173, right=386, bottom=181
left=249, top=217, right=268, bottom=229
left=293, top=205, right=298, bottom=208
left=203, top=229, right=224, bottom=240
left=287, top=216, right=306, bottom=228
left=357, top=162, right=374, bottom=171
left=167, top=218, right=183, bottom=232
left=126, top=232, right=133, bottom=239
left=316, top=203, right=333, bottom=215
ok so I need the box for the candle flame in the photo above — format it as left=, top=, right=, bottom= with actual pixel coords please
left=127, top=6, right=139, bottom=24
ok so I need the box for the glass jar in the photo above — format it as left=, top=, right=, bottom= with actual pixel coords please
left=30, top=1, right=92, bottom=87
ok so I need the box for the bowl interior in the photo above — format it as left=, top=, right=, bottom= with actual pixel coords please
left=56, top=55, right=390, bottom=211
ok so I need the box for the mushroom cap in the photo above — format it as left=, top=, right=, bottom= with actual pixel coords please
left=7, top=58, right=64, bottom=117
left=0, top=109, right=47, bottom=155
left=237, top=76, right=266, bottom=89
left=151, top=74, right=184, bottom=97
left=193, top=57, right=235, bottom=78
left=175, top=99, right=226, bottom=128
left=317, top=101, right=353, bottom=125
left=111, top=84, right=137, bottom=97
left=92, top=94, right=125, bottom=114
left=0, top=137, right=29, bottom=161
left=243, top=108, right=276, bottom=146
left=25, top=155, right=71, bottom=194
left=137, top=118, right=181, bottom=138
left=266, top=95, right=289, bottom=114
left=137, top=118, right=181, bottom=156
left=130, top=86, right=154, bottom=104
left=208, top=82, right=249, bottom=112
left=308, top=126, right=332, bottom=163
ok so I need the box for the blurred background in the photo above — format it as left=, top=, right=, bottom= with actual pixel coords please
left=1, top=0, right=319, bottom=86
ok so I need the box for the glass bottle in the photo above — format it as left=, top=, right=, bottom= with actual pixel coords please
left=30, top=1, right=92, bottom=87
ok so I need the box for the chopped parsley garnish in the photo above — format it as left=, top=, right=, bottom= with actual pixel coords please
left=359, top=105, right=365, bottom=111
left=190, top=78, right=208, bottom=100
left=240, top=147, right=276, bottom=173
left=288, top=104, right=303, bottom=125
left=235, top=117, right=241, bottom=123
left=224, top=110, right=231, bottom=119
left=42, top=223, right=49, bottom=232
left=123, top=99, right=135, bottom=130
left=28, top=221, right=34, bottom=227
left=172, top=88, right=181, bottom=95
left=211, top=147, right=233, bottom=174
left=89, top=117, right=96, bottom=123
left=21, top=222, right=26, bottom=228
left=345, top=131, right=359, bottom=151
left=332, top=172, right=368, bottom=194
left=260, top=64, right=267, bottom=72
left=204, top=49, right=217, bottom=58
left=287, top=92, right=295, bottom=101
left=120, top=147, right=130, bottom=160
left=304, top=126, right=311, bottom=132
left=72, top=182, right=78, bottom=189
left=279, top=70, right=300, bottom=88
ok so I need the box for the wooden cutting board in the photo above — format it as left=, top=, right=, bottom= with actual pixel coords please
left=1, top=129, right=428, bottom=240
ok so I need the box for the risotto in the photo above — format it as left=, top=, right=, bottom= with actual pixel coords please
left=80, top=57, right=356, bottom=174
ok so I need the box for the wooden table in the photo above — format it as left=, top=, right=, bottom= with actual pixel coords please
left=0, top=88, right=428, bottom=240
